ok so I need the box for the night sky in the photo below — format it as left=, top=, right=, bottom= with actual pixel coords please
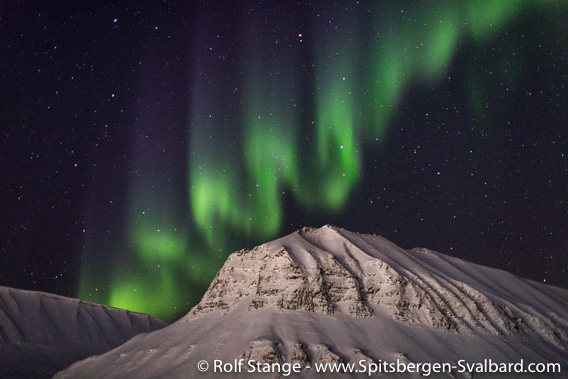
left=1, top=1, right=567, bottom=322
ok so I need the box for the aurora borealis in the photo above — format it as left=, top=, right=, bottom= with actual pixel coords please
left=1, top=1, right=568, bottom=322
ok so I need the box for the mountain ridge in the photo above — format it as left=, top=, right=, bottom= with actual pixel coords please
left=56, top=225, right=568, bottom=378
left=0, top=285, right=168, bottom=378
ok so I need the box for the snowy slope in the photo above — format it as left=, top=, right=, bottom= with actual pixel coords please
left=0, top=286, right=168, bottom=378
left=57, top=226, right=568, bottom=378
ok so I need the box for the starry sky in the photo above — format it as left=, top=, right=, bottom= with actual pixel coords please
left=1, top=1, right=567, bottom=322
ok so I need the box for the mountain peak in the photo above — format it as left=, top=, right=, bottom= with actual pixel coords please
left=56, top=226, right=568, bottom=378
left=187, top=225, right=566, bottom=342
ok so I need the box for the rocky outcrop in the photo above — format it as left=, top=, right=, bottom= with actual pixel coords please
left=188, top=226, right=566, bottom=344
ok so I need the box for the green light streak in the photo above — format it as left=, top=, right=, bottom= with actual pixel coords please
left=109, top=269, right=179, bottom=318
left=187, top=36, right=247, bottom=249
left=367, top=44, right=406, bottom=140
left=466, top=68, right=487, bottom=123
left=107, top=206, right=216, bottom=320
left=107, top=182, right=191, bottom=320
left=190, top=166, right=242, bottom=246
left=78, top=1, right=562, bottom=322
left=367, top=2, right=460, bottom=139
left=131, top=227, right=186, bottom=264
left=466, top=0, right=529, bottom=42
left=189, top=12, right=303, bottom=242
left=241, top=34, right=300, bottom=237
left=286, top=9, right=362, bottom=211
left=243, top=118, right=298, bottom=238
left=418, top=4, right=460, bottom=80
left=311, top=70, right=360, bottom=210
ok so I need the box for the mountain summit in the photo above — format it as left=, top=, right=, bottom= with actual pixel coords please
left=57, top=225, right=568, bottom=378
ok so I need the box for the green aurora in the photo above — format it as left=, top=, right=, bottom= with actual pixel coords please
left=77, top=0, right=565, bottom=321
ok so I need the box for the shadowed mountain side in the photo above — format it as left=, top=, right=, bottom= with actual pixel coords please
left=0, top=286, right=168, bottom=378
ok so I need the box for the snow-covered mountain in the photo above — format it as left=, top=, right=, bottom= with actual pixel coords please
left=57, top=225, right=568, bottom=378
left=0, top=286, right=167, bottom=378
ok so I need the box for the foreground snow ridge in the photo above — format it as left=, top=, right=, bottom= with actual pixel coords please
left=58, top=225, right=568, bottom=378
left=0, top=286, right=168, bottom=378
